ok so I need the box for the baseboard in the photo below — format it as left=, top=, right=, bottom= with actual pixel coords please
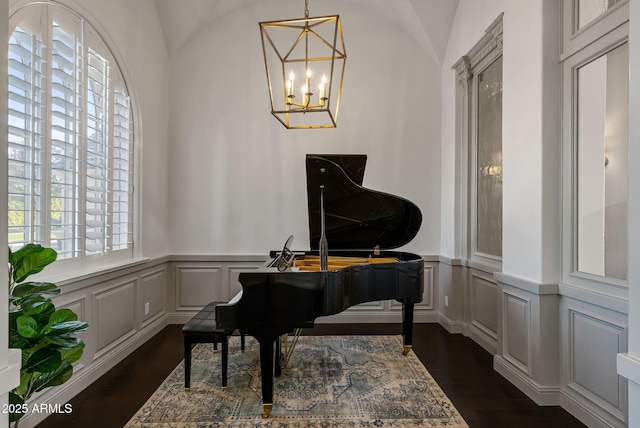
left=437, top=313, right=464, bottom=334
left=493, top=355, right=560, bottom=406
left=463, top=323, right=497, bottom=355
left=16, top=314, right=169, bottom=428
left=559, top=387, right=627, bottom=428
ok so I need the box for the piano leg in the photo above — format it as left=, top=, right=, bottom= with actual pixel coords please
left=255, top=333, right=278, bottom=418
left=402, top=301, right=415, bottom=355
left=275, top=336, right=282, bottom=377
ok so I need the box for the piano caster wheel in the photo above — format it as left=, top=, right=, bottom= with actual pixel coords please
left=262, top=403, right=273, bottom=418
left=184, top=388, right=190, bottom=392
left=403, top=345, right=412, bottom=356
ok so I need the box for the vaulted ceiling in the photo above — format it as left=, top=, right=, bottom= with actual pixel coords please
left=153, top=0, right=459, bottom=66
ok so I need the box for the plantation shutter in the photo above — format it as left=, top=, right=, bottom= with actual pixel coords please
left=8, top=2, right=134, bottom=270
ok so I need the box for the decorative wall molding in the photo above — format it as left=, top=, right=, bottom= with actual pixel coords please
left=168, top=258, right=437, bottom=325
left=174, top=264, right=223, bottom=310
left=494, top=355, right=561, bottom=406
left=494, top=272, right=559, bottom=295
left=141, top=267, right=167, bottom=328
left=562, top=303, right=628, bottom=426
left=496, top=274, right=561, bottom=406
left=618, top=353, right=640, bottom=386
left=17, top=260, right=170, bottom=427
left=453, top=55, right=472, bottom=92
left=92, top=279, right=137, bottom=359
left=13, top=253, right=630, bottom=428
left=559, top=282, right=628, bottom=314
left=502, top=291, right=531, bottom=375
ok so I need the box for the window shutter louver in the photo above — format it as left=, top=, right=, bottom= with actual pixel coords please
left=8, top=26, right=46, bottom=247
left=50, top=22, right=78, bottom=258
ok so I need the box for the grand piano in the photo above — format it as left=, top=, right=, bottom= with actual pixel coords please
left=215, top=154, right=424, bottom=418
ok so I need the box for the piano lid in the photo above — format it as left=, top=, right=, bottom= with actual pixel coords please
left=306, top=154, right=422, bottom=251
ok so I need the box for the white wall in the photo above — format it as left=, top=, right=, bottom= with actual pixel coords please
left=440, top=0, right=560, bottom=283
left=167, top=0, right=442, bottom=256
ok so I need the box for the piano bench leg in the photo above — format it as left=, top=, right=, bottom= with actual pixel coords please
left=184, top=339, right=192, bottom=391
left=181, top=332, right=231, bottom=390
left=221, top=336, right=228, bottom=388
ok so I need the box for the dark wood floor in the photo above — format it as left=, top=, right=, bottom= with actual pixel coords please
left=37, top=323, right=587, bottom=428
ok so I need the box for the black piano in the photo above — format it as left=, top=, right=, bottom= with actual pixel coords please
left=215, top=154, right=424, bottom=418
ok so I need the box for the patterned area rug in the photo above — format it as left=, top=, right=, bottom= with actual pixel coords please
left=125, top=335, right=468, bottom=428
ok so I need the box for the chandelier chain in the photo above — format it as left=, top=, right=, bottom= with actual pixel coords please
left=304, top=0, right=309, bottom=18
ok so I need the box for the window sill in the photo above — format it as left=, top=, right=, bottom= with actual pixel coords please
left=41, top=257, right=153, bottom=287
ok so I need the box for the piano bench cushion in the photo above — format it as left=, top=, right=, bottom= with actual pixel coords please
left=182, top=301, right=231, bottom=335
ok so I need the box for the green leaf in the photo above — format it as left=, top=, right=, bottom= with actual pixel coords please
left=24, top=347, right=62, bottom=373
left=33, top=360, right=73, bottom=393
left=12, top=281, right=60, bottom=300
left=9, top=334, right=28, bottom=349
left=44, top=320, right=89, bottom=337
left=60, top=342, right=85, bottom=364
left=9, top=310, right=22, bottom=329
left=46, top=335, right=82, bottom=348
left=16, top=315, right=41, bottom=338
left=47, top=308, right=78, bottom=324
left=10, top=244, right=57, bottom=283
left=8, top=392, right=26, bottom=423
left=21, top=297, right=55, bottom=317
left=15, top=371, right=33, bottom=396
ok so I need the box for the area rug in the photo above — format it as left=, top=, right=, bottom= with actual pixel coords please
left=125, top=335, right=468, bottom=428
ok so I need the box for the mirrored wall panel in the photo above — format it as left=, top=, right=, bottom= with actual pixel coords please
left=576, top=42, right=628, bottom=280
left=476, top=56, right=503, bottom=258
left=577, top=0, right=623, bottom=30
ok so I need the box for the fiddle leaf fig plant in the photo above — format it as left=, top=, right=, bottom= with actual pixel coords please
left=8, top=244, right=89, bottom=425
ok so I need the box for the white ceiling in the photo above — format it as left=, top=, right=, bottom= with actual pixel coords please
left=153, top=0, right=459, bottom=66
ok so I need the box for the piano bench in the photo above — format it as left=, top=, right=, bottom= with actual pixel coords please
left=181, top=302, right=245, bottom=391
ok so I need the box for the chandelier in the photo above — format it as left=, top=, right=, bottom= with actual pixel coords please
left=259, top=0, right=346, bottom=129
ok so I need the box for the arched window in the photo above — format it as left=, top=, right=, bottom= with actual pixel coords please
left=8, top=2, right=134, bottom=272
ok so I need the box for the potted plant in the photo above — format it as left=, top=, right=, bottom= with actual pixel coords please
left=7, top=244, right=89, bottom=426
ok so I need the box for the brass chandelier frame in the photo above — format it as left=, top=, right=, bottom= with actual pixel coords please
left=259, top=1, right=346, bottom=129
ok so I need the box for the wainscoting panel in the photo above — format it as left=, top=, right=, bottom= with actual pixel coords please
left=466, top=268, right=498, bottom=352
left=470, top=272, right=498, bottom=335
left=561, top=297, right=628, bottom=427
left=169, top=257, right=436, bottom=324
left=92, top=279, right=137, bottom=358
left=175, top=265, right=223, bottom=310
left=494, top=273, right=560, bottom=407
left=141, top=267, right=167, bottom=326
left=54, top=296, right=88, bottom=371
left=227, top=264, right=262, bottom=299
left=502, top=291, right=531, bottom=375
left=18, top=259, right=172, bottom=428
